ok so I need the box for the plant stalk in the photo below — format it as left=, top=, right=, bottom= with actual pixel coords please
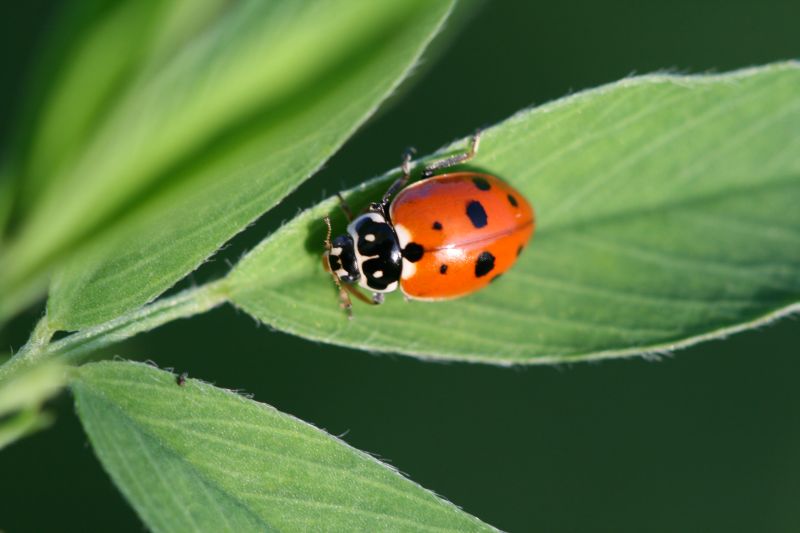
left=0, top=280, right=230, bottom=383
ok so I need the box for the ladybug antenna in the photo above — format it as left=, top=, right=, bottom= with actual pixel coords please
left=323, top=216, right=353, bottom=319
left=323, top=215, right=332, bottom=250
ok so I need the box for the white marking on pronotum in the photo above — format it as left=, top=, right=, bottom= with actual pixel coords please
left=401, top=259, right=416, bottom=280
left=394, top=224, right=418, bottom=280
left=373, top=270, right=384, bottom=279
left=394, top=223, right=412, bottom=248
left=364, top=234, right=376, bottom=242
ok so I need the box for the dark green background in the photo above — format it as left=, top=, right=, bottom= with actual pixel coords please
left=2, top=1, right=799, bottom=531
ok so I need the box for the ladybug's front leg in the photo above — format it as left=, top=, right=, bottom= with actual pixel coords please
left=341, top=283, right=383, bottom=310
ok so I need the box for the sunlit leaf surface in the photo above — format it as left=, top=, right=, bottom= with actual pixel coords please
left=0, top=0, right=454, bottom=328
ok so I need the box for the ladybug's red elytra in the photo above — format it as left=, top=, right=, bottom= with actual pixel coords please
left=323, top=132, right=535, bottom=317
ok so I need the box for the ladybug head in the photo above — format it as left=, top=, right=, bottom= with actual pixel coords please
left=323, top=215, right=363, bottom=318
left=325, top=232, right=360, bottom=284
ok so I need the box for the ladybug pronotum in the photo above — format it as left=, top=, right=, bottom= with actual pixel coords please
left=324, top=132, right=535, bottom=317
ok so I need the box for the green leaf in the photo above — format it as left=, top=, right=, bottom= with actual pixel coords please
left=0, top=408, right=53, bottom=451
left=0, top=362, right=64, bottom=449
left=1, top=0, right=230, bottom=319
left=227, top=62, right=800, bottom=364
left=0, top=166, right=13, bottom=242
left=73, top=361, right=494, bottom=532
left=9, top=1, right=228, bottom=214
left=0, top=0, right=455, bottom=328
left=0, top=362, right=65, bottom=416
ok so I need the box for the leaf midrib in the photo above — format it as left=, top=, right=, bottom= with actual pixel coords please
left=538, top=173, right=800, bottom=236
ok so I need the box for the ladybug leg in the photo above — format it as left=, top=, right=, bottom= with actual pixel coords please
left=422, top=129, right=481, bottom=178
left=380, top=147, right=417, bottom=208
left=342, top=283, right=382, bottom=307
left=336, top=192, right=354, bottom=221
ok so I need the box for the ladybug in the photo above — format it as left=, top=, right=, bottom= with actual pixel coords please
left=323, top=131, right=534, bottom=317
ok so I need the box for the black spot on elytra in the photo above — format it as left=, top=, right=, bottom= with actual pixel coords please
left=517, top=245, right=524, bottom=257
left=432, top=221, right=443, bottom=230
left=507, top=194, right=519, bottom=207
left=475, top=251, right=495, bottom=277
left=403, top=242, right=424, bottom=262
left=466, top=200, right=488, bottom=228
left=439, top=264, right=448, bottom=274
left=472, top=177, right=491, bottom=191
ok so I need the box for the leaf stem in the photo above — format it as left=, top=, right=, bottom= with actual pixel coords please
left=16, top=315, right=55, bottom=362
left=0, top=280, right=229, bottom=383
left=53, top=280, right=230, bottom=365
left=0, top=316, right=56, bottom=383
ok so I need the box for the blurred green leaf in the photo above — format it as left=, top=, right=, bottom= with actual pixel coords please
left=0, top=408, right=53, bottom=451
left=0, top=167, right=13, bottom=244
left=0, top=362, right=65, bottom=416
left=73, top=361, right=494, bottom=532
left=0, top=362, right=64, bottom=449
left=227, top=63, right=800, bottom=364
left=0, top=0, right=455, bottom=328
left=10, top=1, right=228, bottom=213
left=1, top=1, right=228, bottom=254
